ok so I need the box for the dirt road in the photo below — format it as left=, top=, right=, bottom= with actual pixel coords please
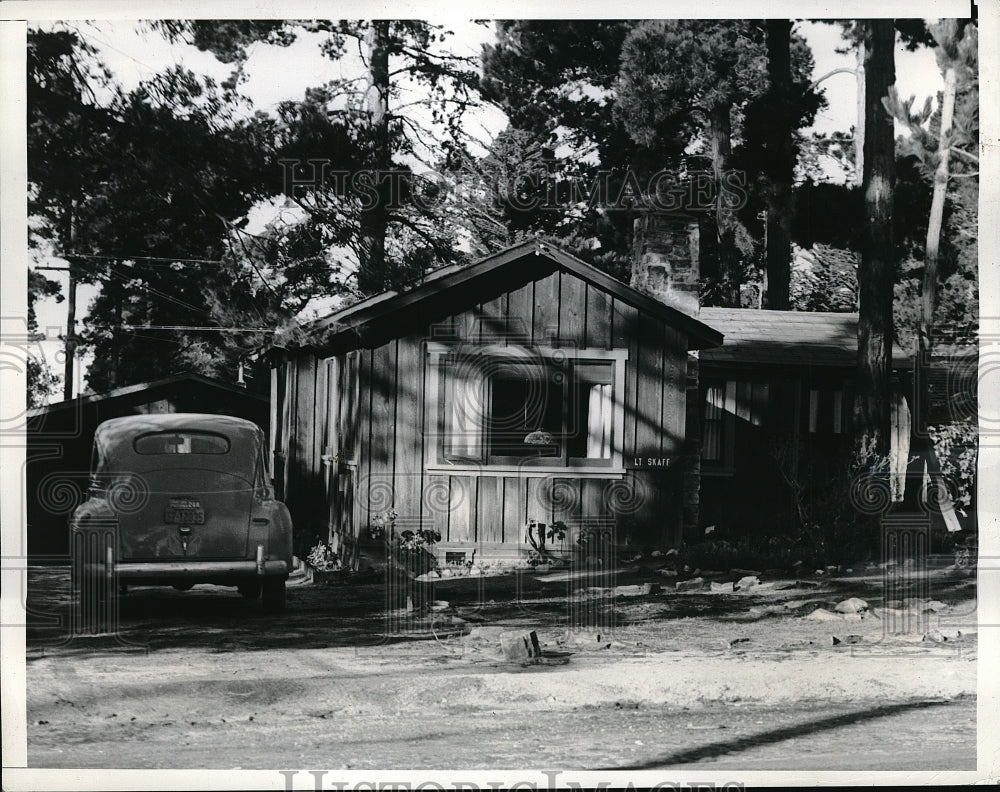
left=24, top=565, right=977, bottom=771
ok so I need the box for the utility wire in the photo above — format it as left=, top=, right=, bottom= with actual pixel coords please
left=63, top=252, right=228, bottom=265
left=88, top=325, right=275, bottom=332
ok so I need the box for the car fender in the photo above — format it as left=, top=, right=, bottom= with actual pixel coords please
left=250, top=498, right=294, bottom=567
left=70, top=497, right=117, bottom=532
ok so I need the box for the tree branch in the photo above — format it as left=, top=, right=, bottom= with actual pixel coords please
left=949, top=146, right=979, bottom=164
left=810, top=66, right=856, bottom=90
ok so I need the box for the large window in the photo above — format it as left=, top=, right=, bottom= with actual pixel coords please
left=133, top=431, right=230, bottom=455
left=427, top=344, right=626, bottom=473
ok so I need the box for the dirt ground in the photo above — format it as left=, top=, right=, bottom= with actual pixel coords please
left=23, top=561, right=978, bottom=771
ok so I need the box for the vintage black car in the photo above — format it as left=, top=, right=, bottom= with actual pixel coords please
left=71, top=413, right=293, bottom=624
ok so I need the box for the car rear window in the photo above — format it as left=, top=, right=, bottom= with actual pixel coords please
left=133, top=431, right=230, bottom=455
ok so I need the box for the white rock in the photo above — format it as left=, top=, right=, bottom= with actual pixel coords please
left=614, top=583, right=652, bottom=597
left=834, top=597, right=869, bottom=614
left=806, top=608, right=842, bottom=621
left=734, top=575, right=759, bottom=591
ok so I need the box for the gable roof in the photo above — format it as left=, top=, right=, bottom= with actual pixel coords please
left=699, top=307, right=911, bottom=369
left=304, top=239, right=723, bottom=352
left=28, top=372, right=267, bottom=419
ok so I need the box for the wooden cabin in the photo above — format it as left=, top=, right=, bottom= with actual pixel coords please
left=693, top=308, right=921, bottom=539
left=269, top=239, right=722, bottom=566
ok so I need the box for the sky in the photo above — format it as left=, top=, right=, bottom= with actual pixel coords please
left=30, top=19, right=946, bottom=400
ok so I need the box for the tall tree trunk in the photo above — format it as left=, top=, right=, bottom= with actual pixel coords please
left=357, top=20, right=391, bottom=295
left=709, top=102, right=740, bottom=307
left=906, top=26, right=960, bottom=508
left=919, top=62, right=957, bottom=357
left=854, top=19, right=896, bottom=459
left=854, top=36, right=866, bottom=188
left=63, top=200, right=77, bottom=401
left=764, top=19, right=793, bottom=310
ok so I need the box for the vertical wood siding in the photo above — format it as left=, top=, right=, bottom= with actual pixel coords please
left=282, top=266, right=690, bottom=560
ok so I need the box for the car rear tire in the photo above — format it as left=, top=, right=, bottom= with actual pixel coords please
left=261, top=578, right=286, bottom=613
left=238, top=582, right=262, bottom=600
left=73, top=532, right=115, bottom=634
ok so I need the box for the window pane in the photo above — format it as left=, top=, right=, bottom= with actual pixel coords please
left=832, top=390, right=843, bottom=434
left=134, top=432, right=230, bottom=455
left=567, top=362, right=614, bottom=460
left=442, top=361, right=484, bottom=460
left=567, top=381, right=612, bottom=459
left=587, top=383, right=613, bottom=459
left=703, top=385, right=723, bottom=461
left=808, top=389, right=820, bottom=434
left=736, top=381, right=752, bottom=422
left=487, top=373, right=561, bottom=458
left=705, top=385, right=723, bottom=419
left=750, top=383, right=769, bottom=427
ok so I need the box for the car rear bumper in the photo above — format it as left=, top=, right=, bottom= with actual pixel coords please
left=114, top=559, right=289, bottom=578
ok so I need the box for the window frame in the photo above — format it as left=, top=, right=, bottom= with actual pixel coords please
left=700, top=377, right=771, bottom=474
left=424, top=342, right=628, bottom=478
left=804, top=379, right=852, bottom=435
left=132, top=431, right=231, bottom=456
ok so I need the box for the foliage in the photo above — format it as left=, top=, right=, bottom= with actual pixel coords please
left=167, top=20, right=482, bottom=297
left=887, top=20, right=978, bottom=355
left=29, top=20, right=487, bottom=394
left=616, top=20, right=822, bottom=306
left=478, top=21, right=694, bottom=278
left=616, top=20, right=819, bottom=148
left=368, top=509, right=441, bottom=576
left=481, top=21, right=639, bottom=165
left=26, top=268, right=63, bottom=407
left=28, top=27, right=280, bottom=393
left=524, top=519, right=567, bottom=565
left=478, top=19, right=825, bottom=299
left=790, top=244, right=858, bottom=312
left=928, top=419, right=978, bottom=518
left=677, top=536, right=826, bottom=573
left=306, top=539, right=342, bottom=571
left=768, top=435, right=892, bottom=564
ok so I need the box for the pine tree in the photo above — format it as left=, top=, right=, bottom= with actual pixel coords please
left=854, top=19, right=896, bottom=458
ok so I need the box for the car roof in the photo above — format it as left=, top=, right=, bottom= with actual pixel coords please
left=95, top=413, right=261, bottom=438
left=94, top=414, right=264, bottom=470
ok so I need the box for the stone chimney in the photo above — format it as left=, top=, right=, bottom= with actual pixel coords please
left=630, top=212, right=700, bottom=318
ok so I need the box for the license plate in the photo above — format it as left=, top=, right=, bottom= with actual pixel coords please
left=165, top=498, right=205, bottom=525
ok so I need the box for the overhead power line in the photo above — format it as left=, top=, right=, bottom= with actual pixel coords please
left=63, top=252, right=228, bottom=265
left=87, top=325, right=275, bottom=332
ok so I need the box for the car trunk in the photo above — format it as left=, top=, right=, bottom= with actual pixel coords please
left=116, top=468, right=255, bottom=561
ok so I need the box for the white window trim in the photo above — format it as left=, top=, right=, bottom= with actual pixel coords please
left=424, top=342, right=628, bottom=477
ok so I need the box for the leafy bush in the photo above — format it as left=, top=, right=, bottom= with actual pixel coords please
left=677, top=535, right=826, bottom=572
left=928, top=419, right=977, bottom=518
left=766, top=435, right=889, bottom=565
left=306, top=539, right=342, bottom=571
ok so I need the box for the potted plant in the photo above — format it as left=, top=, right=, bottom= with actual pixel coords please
left=305, top=537, right=343, bottom=583
left=524, top=519, right=568, bottom=569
